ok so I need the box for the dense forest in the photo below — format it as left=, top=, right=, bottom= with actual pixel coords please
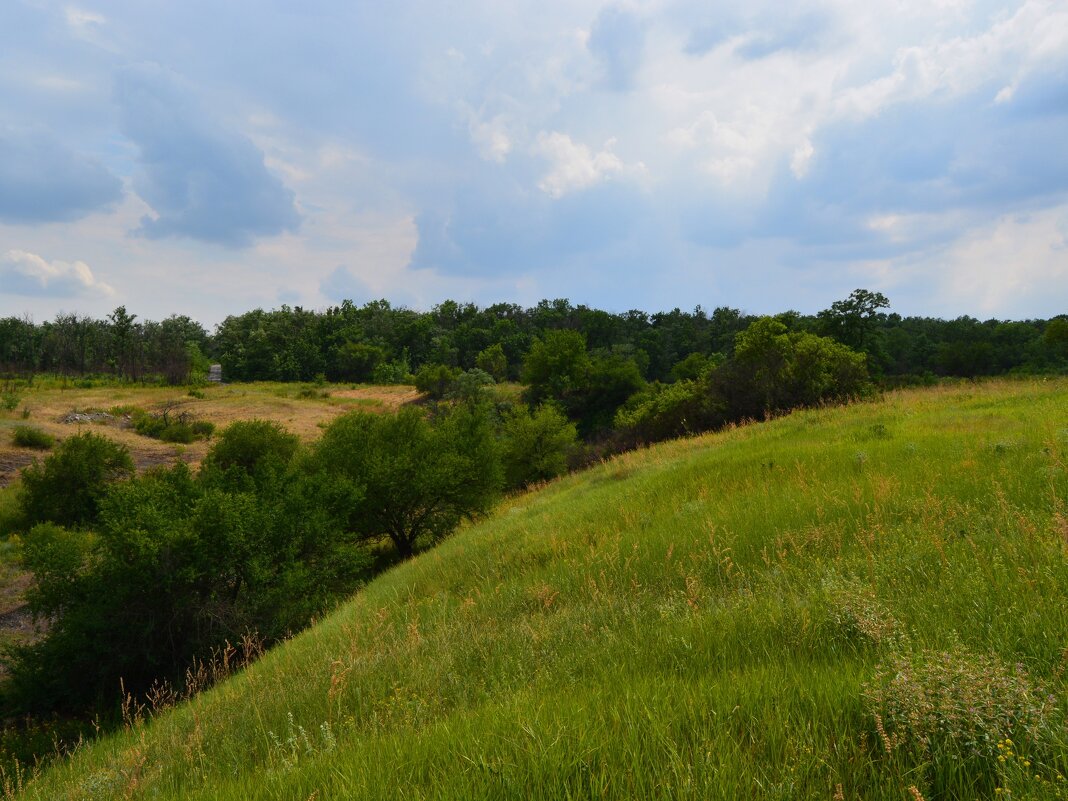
left=2, top=292, right=1067, bottom=387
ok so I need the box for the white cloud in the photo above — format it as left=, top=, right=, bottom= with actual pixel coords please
left=535, top=132, right=645, bottom=198
left=835, top=0, right=1068, bottom=119
left=0, top=249, right=114, bottom=297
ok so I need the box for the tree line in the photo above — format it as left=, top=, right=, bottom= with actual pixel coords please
left=2, top=292, right=1066, bottom=386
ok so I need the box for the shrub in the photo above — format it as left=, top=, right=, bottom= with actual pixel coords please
left=314, top=405, right=501, bottom=557
left=200, top=419, right=300, bottom=491
left=5, top=460, right=367, bottom=713
left=11, top=426, right=54, bottom=450
left=19, top=432, right=134, bottom=528
left=500, top=403, right=578, bottom=490
left=614, top=380, right=725, bottom=444
left=1, top=393, right=19, bottom=411
left=414, top=364, right=462, bottom=399
left=133, top=407, right=214, bottom=443
left=475, top=343, right=508, bottom=382
left=446, top=368, right=495, bottom=403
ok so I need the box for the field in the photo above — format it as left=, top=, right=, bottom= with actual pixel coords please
left=5, top=378, right=1068, bottom=800
left=0, top=380, right=421, bottom=487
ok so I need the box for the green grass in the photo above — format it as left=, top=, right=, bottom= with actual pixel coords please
left=7, top=379, right=1068, bottom=800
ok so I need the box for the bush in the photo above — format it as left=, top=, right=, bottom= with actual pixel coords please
left=500, top=404, right=578, bottom=490
left=614, top=380, right=725, bottom=444
left=414, top=364, right=462, bottom=399
left=19, top=432, right=134, bottom=528
left=475, top=343, right=508, bottom=382
left=200, top=419, right=300, bottom=491
left=11, top=426, right=54, bottom=450
left=446, top=369, right=495, bottom=403
left=315, top=405, right=501, bottom=557
left=133, top=408, right=214, bottom=443
left=5, top=458, right=368, bottom=713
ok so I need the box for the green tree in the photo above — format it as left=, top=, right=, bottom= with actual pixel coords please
left=475, top=343, right=508, bottom=382
left=500, top=404, right=578, bottom=489
left=334, top=341, right=386, bottom=383
left=714, top=317, right=870, bottom=419
left=521, top=330, right=591, bottom=405
left=314, top=406, right=501, bottom=558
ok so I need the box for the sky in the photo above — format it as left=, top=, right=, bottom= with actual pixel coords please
left=1, top=0, right=1067, bottom=327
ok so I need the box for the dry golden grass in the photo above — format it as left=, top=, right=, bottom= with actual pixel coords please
left=0, top=382, right=420, bottom=486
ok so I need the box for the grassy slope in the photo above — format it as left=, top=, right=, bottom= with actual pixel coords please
left=11, top=380, right=1068, bottom=800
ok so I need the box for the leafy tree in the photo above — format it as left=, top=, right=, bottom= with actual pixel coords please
left=614, top=380, right=725, bottom=443
left=475, top=343, right=508, bottom=382
left=334, top=341, right=385, bottom=382
left=20, top=433, right=134, bottom=528
left=414, top=364, right=462, bottom=399
left=5, top=460, right=366, bottom=712
left=314, top=406, right=501, bottom=558
left=714, top=318, right=870, bottom=419
left=521, top=330, right=591, bottom=405
left=500, top=404, right=578, bottom=489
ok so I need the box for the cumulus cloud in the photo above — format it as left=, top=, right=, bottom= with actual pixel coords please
left=115, top=64, right=300, bottom=247
left=0, top=128, right=122, bottom=224
left=535, top=132, right=645, bottom=198
left=0, top=249, right=114, bottom=297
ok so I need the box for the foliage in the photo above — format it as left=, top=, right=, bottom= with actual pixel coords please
left=335, top=342, right=386, bottom=383
left=10, top=426, right=54, bottom=450
left=475, top=343, right=508, bottom=382
left=712, top=317, right=870, bottom=419
left=499, top=403, right=578, bottom=490
left=521, top=330, right=591, bottom=405
left=133, top=407, right=215, bottom=443
left=865, top=647, right=1063, bottom=795
left=414, top=364, right=462, bottom=400
left=199, top=420, right=300, bottom=492
left=314, top=405, right=501, bottom=557
left=18, top=432, right=134, bottom=528
left=445, top=368, right=495, bottom=403
left=614, top=379, right=724, bottom=443
left=4, top=453, right=368, bottom=713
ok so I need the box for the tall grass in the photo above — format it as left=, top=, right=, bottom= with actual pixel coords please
left=8, top=379, right=1068, bottom=800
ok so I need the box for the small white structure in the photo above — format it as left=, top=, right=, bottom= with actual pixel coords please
left=208, top=364, right=223, bottom=383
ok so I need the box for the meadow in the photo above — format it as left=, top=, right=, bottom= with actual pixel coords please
left=0, top=378, right=1062, bottom=800
left=0, top=379, right=420, bottom=487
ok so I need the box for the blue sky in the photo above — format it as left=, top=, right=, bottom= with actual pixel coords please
left=1, top=0, right=1066, bottom=325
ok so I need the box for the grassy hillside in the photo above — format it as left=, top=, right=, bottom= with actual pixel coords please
left=8, top=380, right=1068, bottom=800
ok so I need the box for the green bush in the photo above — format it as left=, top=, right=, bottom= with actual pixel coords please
left=5, top=461, right=368, bottom=713
left=1, top=393, right=19, bottom=411
left=414, top=364, right=462, bottom=399
left=134, top=410, right=214, bottom=443
left=614, top=380, right=725, bottom=443
left=500, top=403, right=578, bottom=490
left=200, top=419, right=300, bottom=492
left=11, top=426, right=54, bottom=450
left=19, top=432, right=134, bottom=528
